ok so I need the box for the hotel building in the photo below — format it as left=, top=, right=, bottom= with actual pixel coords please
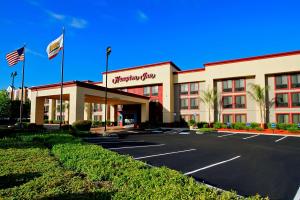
left=29, top=50, right=300, bottom=126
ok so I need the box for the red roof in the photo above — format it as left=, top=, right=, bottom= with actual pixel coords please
left=204, top=50, right=300, bottom=66
left=102, top=61, right=181, bottom=74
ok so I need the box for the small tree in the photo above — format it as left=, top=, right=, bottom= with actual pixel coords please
left=200, top=87, right=217, bottom=127
left=0, top=90, right=11, bottom=119
left=247, top=83, right=269, bottom=128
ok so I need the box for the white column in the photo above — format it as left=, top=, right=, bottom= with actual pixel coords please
left=30, top=92, right=45, bottom=125
left=69, top=88, right=85, bottom=124
left=141, top=102, right=149, bottom=122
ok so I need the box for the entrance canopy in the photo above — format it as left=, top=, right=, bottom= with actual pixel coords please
left=30, top=81, right=149, bottom=124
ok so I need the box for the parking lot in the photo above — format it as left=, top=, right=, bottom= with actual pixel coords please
left=84, top=130, right=300, bottom=200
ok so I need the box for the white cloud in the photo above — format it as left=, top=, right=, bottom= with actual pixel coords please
left=70, top=18, right=88, bottom=29
left=45, top=10, right=88, bottom=29
left=137, top=10, right=149, bottom=22
left=46, top=10, right=66, bottom=21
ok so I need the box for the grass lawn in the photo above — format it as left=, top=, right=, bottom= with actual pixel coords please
left=0, top=131, right=267, bottom=200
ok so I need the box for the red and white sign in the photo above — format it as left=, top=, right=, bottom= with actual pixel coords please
left=112, top=72, right=156, bottom=84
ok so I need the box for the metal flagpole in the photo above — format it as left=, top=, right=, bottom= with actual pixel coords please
left=19, top=45, right=26, bottom=127
left=59, top=27, right=65, bottom=129
left=104, top=46, right=111, bottom=132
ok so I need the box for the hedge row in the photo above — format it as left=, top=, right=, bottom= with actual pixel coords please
left=37, top=132, right=265, bottom=199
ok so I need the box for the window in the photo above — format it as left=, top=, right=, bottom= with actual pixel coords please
left=44, top=99, right=49, bottom=104
left=235, top=95, right=246, bottom=108
left=151, top=85, right=158, bottom=96
left=180, top=98, right=188, bottom=109
left=292, top=114, right=300, bottom=124
left=291, top=74, right=300, bottom=88
left=235, top=114, right=246, bottom=123
left=234, top=79, right=245, bottom=92
left=190, top=83, right=199, bottom=94
left=223, top=96, right=233, bottom=108
left=93, top=104, right=101, bottom=112
left=222, top=80, right=232, bottom=92
left=275, top=93, right=289, bottom=107
left=180, top=84, right=188, bottom=95
left=190, top=98, right=198, bottom=109
left=143, top=86, right=150, bottom=96
left=292, top=93, right=300, bottom=107
left=44, top=106, right=49, bottom=113
left=275, top=75, right=288, bottom=89
left=277, top=114, right=289, bottom=123
left=223, top=114, right=233, bottom=123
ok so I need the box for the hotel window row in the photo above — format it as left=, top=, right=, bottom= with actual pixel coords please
left=143, top=85, right=159, bottom=96
left=180, top=82, right=199, bottom=95
left=223, top=114, right=247, bottom=123
left=275, top=92, right=300, bottom=107
left=277, top=113, right=300, bottom=124
left=222, top=95, right=246, bottom=109
left=275, top=73, right=300, bottom=89
left=222, top=78, right=245, bottom=93
left=180, top=98, right=199, bottom=110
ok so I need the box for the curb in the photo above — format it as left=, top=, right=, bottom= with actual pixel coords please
left=217, top=130, right=300, bottom=137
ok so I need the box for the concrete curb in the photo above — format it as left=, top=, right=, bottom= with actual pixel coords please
left=217, top=130, right=300, bottom=137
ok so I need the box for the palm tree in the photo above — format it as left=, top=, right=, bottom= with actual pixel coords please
left=247, top=83, right=269, bottom=128
left=200, top=87, right=218, bottom=127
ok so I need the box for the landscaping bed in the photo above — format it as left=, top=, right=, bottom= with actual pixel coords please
left=0, top=131, right=267, bottom=199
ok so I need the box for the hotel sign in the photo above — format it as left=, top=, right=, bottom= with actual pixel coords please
left=112, top=72, right=156, bottom=84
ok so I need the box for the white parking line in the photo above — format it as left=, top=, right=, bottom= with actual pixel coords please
left=243, top=134, right=259, bottom=140
left=184, top=156, right=241, bottom=175
left=218, top=133, right=237, bottom=138
left=96, top=140, right=144, bottom=144
left=134, top=149, right=196, bottom=160
left=275, top=136, right=288, bottom=143
left=108, top=144, right=165, bottom=150
left=294, top=186, right=300, bottom=200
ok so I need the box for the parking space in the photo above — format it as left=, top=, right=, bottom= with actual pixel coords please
left=84, top=131, right=300, bottom=200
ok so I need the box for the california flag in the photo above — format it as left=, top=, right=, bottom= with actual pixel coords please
left=46, top=34, right=63, bottom=59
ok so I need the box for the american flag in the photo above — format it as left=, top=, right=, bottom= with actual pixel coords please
left=6, top=47, right=25, bottom=66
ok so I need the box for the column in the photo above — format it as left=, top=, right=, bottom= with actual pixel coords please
left=48, top=99, right=56, bottom=121
left=30, top=92, right=45, bottom=125
left=69, top=88, right=85, bottom=124
left=84, top=103, right=92, bottom=120
left=141, top=102, right=149, bottom=122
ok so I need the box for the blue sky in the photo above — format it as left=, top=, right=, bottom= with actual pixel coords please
left=1, top=0, right=300, bottom=89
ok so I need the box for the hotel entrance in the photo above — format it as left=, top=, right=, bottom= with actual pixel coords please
left=120, top=104, right=141, bottom=127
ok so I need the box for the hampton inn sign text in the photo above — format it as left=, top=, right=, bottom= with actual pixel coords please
left=112, top=73, right=156, bottom=84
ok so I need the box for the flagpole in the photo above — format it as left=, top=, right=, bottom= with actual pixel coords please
left=59, top=27, right=65, bottom=129
left=19, top=44, right=26, bottom=127
left=104, top=47, right=111, bottom=133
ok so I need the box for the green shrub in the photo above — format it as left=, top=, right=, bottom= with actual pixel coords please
left=213, top=122, right=223, bottom=129
left=197, top=128, right=216, bottom=133
left=221, top=124, right=227, bottom=128
left=233, top=122, right=246, bottom=130
left=250, top=122, right=260, bottom=129
left=44, top=119, right=49, bottom=123
left=92, top=120, right=102, bottom=127
left=188, top=119, right=196, bottom=127
left=277, top=123, right=288, bottom=130
left=61, top=124, right=72, bottom=131
left=203, top=123, right=209, bottom=128
left=287, top=127, right=299, bottom=133
left=53, top=120, right=60, bottom=124
left=255, top=127, right=264, bottom=131
left=196, top=121, right=208, bottom=128
left=72, top=120, right=92, bottom=131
